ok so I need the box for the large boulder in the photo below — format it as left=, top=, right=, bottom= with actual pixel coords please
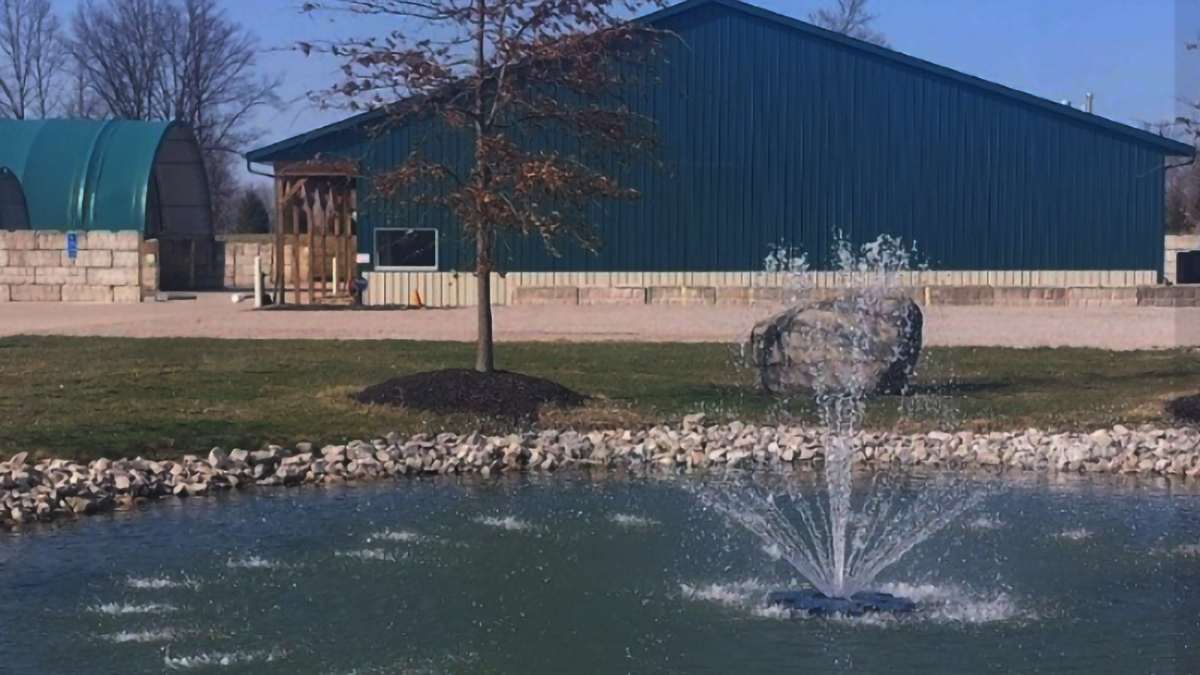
left=745, top=290, right=923, bottom=398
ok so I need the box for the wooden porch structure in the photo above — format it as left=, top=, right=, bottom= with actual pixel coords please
left=272, top=160, right=358, bottom=305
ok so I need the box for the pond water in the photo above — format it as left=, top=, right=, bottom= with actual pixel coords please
left=1, top=472, right=1198, bottom=675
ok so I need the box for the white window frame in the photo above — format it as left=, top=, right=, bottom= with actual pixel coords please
left=374, top=227, right=439, bottom=271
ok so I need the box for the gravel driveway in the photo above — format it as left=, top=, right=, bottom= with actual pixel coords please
left=2, top=293, right=1198, bottom=350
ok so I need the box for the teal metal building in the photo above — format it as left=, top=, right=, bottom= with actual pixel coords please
left=247, top=0, right=1193, bottom=287
left=0, top=119, right=212, bottom=238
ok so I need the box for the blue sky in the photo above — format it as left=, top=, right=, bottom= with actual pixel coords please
left=50, top=0, right=1196, bottom=179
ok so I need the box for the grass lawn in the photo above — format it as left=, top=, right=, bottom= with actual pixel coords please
left=0, top=336, right=1198, bottom=461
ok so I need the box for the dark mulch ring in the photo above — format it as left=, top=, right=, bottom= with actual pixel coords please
left=355, top=369, right=588, bottom=421
left=1167, top=392, right=1200, bottom=423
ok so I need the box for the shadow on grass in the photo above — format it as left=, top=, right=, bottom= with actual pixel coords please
left=1166, top=392, right=1200, bottom=424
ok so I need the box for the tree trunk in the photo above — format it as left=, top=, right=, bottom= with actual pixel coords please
left=475, top=231, right=495, bottom=373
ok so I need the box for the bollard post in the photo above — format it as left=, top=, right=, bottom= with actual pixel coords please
left=254, top=256, right=263, bottom=309
left=332, top=256, right=339, bottom=297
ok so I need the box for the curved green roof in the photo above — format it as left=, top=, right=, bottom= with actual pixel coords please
left=0, top=119, right=211, bottom=234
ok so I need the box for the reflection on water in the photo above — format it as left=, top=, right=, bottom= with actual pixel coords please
left=0, top=473, right=1196, bottom=675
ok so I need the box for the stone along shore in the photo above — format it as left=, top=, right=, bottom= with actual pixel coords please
left=3, top=417, right=1200, bottom=527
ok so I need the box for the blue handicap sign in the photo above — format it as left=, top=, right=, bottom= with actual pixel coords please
left=66, top=232, right=78, bottom=260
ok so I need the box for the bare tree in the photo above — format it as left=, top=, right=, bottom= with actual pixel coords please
left=68, top=0, right=280, bottom=231
left=0, top=0, right=67, bottom=118
left=62, top=65, right=104, bottom=118
left=301, top=0, right=670, bottom=373
left=809, top=0, right=888, bottom=47
left=68, top=0, right=167, bottom=120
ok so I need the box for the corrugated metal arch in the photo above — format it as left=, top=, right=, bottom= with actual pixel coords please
left=0, top=167, right=30, bottom=231
left=0, top=119, right=212, bottom=236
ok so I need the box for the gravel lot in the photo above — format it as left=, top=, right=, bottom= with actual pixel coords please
left=2, top=293, right=1199, bottom=349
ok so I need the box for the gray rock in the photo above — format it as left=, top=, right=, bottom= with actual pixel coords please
left=744, top=290, right=923, bottom=397
left=208, top=448, right=229, bottom=469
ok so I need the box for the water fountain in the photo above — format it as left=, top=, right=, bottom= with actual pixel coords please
left=694, top=233, right=996, bottom=617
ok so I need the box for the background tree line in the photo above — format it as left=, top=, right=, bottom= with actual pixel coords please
left=0, top=0, right=279, bottom=234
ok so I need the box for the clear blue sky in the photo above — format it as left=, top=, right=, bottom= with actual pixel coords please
left=51, top=0, right=1195, bottom=180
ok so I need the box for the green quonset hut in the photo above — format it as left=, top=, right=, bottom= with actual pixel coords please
left=246, top=0, right=1194, bottom=308
left=0, top=119, right=215, bottom=295
left=0, top=119, right=212, bottom=237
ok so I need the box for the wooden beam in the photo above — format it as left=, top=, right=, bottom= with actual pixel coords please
left=283, top=178, right=306, bottom=204
left=275, top=176, right=285, bottom=304
left=276, top=159, right=360, bottom=177
left=331, top=190, right=341, bottom=297
left=291, top=185, right=302, bottom=305
left=306, top=190, right=315, bottom=305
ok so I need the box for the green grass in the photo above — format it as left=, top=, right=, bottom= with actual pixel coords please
left=0, top=336, right=1198, bottom=461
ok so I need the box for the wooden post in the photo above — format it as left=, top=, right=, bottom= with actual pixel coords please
left=275, top=176, right=286, bottom=304
left=324, top=184, right=333, bottom=297
left=345, top=187, right=352, bottom=295
left=291, top=181, right=302, bottom=305
left=331, top=190, right=342, bottom=297
left=306, top=190, right=315, bottom=305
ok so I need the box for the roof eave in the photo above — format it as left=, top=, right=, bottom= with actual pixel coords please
left=245, top=109, right=383, bottom=165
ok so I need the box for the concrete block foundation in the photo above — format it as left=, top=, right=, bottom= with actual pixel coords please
left=0, top=229, right=148, bottom=303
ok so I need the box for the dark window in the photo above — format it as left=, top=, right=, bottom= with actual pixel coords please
left=375, top=228, right=438, bottom=269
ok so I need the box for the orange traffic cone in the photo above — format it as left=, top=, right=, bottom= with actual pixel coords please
left=409, top=289, right=425, bottom=309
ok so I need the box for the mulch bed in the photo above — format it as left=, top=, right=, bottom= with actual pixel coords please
left=355, top=369, right=587, bottom=421
left=1167, top=393, right=1200, bottom=423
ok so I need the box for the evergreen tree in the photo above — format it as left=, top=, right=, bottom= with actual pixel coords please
left=235, top=188, right=270, bottom=234
left=1167, top=183, right=1192, bottom=235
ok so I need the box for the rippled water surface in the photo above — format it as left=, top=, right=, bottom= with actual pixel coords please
left=2, top=473, right=1198, bottom=675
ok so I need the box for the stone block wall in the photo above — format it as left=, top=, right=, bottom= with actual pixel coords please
left=0, top=230, right=144, bottom=303
left=218, top=235, right=276, bottom=289
left=216, top=235, right=356, bottom=290
left=1166, top=234, right=1200, bottom=284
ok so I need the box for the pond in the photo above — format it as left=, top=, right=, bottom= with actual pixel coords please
left=1, top=472, right=1197, bottom=675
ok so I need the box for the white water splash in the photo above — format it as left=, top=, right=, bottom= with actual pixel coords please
left=336, top=548, right=402, bottom=562
left=225, top=556, right=292, bottom=570
left=367, top=530, right=452, bottom=545
left=695, top=471, right=995, bottom=599
left=700, top=233, right=996, bottom=600
left=678, top=580, right=1038, bottom=626
left=99, top=628, right=190, bottom=643
left=125, top=576, right=201, bottom=591
left=870, top=582, right=1040, bottom=626
left=163, top=647, right=287, bottom=670
left=319, top=652, right=482, bottom=675
left=679, top=579, right=775, bottom=607
left=368, top=530, right=422, bottom=542
left=609, top=513, right=661, bottom=529
left=89, top=602, right=178, bottom=615
left=474, top=516, right=535, bottom=531
left=1175, top=544, right=1200, bottom=557
left=1055, top=528, right=1093, bottom=541
left=967, top=516, right=1009, bottom=531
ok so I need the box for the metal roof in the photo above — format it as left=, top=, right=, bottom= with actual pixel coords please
left=0, top=119, right=213, bottom=233
left=246, top=0, right=1194, bottom=163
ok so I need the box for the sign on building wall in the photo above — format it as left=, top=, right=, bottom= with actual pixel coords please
left=66, top=232, right=77, bottom=260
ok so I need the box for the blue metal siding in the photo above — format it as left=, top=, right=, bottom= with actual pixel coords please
left=332, top=2, right=1174, bottom=273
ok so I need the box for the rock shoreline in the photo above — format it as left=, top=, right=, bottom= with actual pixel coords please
left=3, top=416, right=1200, bottom=528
